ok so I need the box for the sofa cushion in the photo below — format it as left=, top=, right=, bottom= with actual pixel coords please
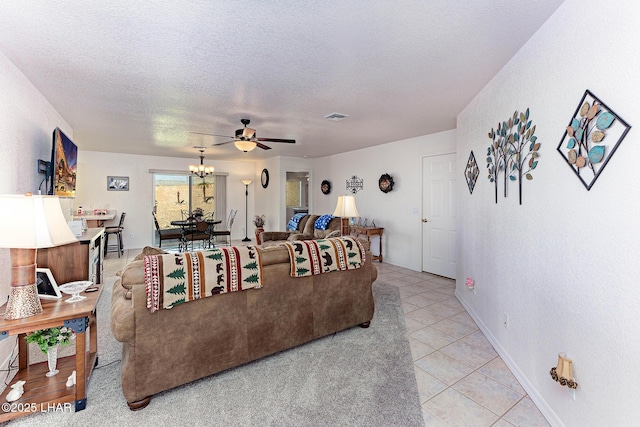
left=302, top=215, right=319, bottom=235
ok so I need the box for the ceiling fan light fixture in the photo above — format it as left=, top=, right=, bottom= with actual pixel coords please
left=234, top=140, right=257, bottom=152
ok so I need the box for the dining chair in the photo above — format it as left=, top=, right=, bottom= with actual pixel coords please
left=152, top=212, right=183, bottom=248
left=185, top=218, right=212, bottom=249
left=104, top=212, right=126, bottom=257
left=212, top=209, right=237, bottom=246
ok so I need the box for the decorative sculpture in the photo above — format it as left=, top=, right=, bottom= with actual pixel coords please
left=66, top=370, right=77, bottom=387
left=6, top=380, right=26, bottom=402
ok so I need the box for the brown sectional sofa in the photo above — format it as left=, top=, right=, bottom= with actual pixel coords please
left=110, top=244, right=377, bottom=410
left=260, top=214, right=342, bottom=247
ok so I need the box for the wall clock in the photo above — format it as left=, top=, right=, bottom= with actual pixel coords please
left=261, top=168, right=269, bottom=188
left=321, top=180, right=331, bottom=195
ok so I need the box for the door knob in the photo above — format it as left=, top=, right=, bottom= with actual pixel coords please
left=422, top=218, right=428, bottom=223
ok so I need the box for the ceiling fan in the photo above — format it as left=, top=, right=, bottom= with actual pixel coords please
left=192, top=119, right=296, bottom=152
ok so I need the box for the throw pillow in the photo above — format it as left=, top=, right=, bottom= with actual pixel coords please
left=314, top=214, right=334, bottom=230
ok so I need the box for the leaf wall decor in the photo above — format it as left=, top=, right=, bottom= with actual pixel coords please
left=486, top=108, right=541, bottom=204
left=557, top=90, right=631, bottom=190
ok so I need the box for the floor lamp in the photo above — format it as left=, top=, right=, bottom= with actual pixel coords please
left=241, top=179, right=252, bottom=242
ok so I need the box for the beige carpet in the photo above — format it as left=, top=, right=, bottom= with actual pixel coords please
left=7, top=279, right=424, bottom=427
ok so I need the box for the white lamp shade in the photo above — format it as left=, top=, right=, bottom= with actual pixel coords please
left=333, top=195, right=360, bottom=218
left=234, top=140, right=257, bottom=152
left=0, top=195, right=78, bottom=249
left=242, top=178, right=253, bottom=186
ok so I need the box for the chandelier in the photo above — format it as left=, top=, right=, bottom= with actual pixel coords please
left=189, top=148, right=214, bottom=178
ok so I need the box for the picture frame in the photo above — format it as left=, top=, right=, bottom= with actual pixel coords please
left=107, top=176, right=129, bottom=191
left=36, top=268, right=62, bottom=300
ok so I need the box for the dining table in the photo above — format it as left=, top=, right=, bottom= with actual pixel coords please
left=170, top=218, right=222, bottom=251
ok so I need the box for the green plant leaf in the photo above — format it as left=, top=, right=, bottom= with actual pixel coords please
left=509, top=175, right=516, bottom=181
left=526, top=173, right=533, bottom=180
left=588, top=145, right=606, bottom=164
left=596, top=112, right=615, bottom=129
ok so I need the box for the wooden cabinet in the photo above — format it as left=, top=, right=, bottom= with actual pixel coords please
left=36, top=228, right=104, bottom=286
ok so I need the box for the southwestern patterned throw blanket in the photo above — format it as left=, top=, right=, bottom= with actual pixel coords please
left=281, top=236, right=366, bottom=277
left=144, top=246, right=263, bottom=312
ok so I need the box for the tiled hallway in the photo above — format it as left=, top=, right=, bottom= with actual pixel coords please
left=375, top=262, right=550, bottom=427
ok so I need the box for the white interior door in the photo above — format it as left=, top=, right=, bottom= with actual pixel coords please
left=422, top=154, right=457, bottom=279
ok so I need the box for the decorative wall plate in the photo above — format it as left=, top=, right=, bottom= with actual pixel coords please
left=557, top=90, right=631, bottom=190
left=378, top=174, right=394, bottom=193
left=261, top=168, right=269, bottom=188
left=321, top=179, right=331, bottom=195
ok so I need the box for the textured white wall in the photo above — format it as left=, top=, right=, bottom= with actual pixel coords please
left=456, top=1, right=640, bottom=425
left=0, top=52, right=73, bottom=377
left=312, top=130, right=456, bottom=270
left=76, top=151, right=255, bottom=248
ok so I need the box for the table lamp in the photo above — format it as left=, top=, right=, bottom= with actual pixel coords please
left=333, top=195, right=360, bottom=235
left=0, top=194, right=78, bottom=319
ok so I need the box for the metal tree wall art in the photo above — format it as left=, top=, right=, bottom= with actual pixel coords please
left=557, top=90, right=631, bottom=190
left=465, top=151, right=479, bottom=194
left=486, top=108, right=541, bottom=204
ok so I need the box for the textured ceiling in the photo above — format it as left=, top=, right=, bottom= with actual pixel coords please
left=0, top=1, right=565, bottom=161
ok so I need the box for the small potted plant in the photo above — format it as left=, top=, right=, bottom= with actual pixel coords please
left=26, top=327, right=75, bottom=377
left=253, top=215, right=266, bottom=244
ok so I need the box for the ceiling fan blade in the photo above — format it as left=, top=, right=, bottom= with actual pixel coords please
left=190, top=131, right=234, bottom=139
left=256, top=142, right=272, bottom=150
left=212, top=140, right=234, bottom=146
left=256, top=138, right=296, bottom=144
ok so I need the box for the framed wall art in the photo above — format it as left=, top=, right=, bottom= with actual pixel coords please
left=107, top=176, right=129, bottom=191
left=557, top=90, right=631, bottom=190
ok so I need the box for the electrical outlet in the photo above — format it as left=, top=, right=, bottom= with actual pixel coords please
left=503, top=312, right=509, bottom=329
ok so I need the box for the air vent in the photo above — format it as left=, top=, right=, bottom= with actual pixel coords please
left=324, top=112, right=349, bottom=121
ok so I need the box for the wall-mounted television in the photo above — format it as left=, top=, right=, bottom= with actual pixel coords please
left=49, top=127, right=77, bottom=197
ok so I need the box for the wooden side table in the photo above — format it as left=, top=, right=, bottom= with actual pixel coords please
left=351, top=226, right=384, bottom=263
left=0, top=285, right=102, bottom=422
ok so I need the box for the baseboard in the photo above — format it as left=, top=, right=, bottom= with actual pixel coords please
left=455, top=289, right=565, bottom=427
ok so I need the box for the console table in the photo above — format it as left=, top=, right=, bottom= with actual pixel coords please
left=351, top=226, right=384, bottom=263
left=0, top=285, right=102, bottom=422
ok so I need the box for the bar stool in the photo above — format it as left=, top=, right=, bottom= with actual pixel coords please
left=104, top=212, right=126, bottom=257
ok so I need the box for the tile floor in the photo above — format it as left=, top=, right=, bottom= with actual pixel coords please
left=375, top=262, right=551, bottom=427
left=104, top=246, right=550, bottom=426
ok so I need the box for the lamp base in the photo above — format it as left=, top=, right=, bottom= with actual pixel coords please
left=242, top=237, right=251, bottom=242
left=4, top=284, right=43, bottom=320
